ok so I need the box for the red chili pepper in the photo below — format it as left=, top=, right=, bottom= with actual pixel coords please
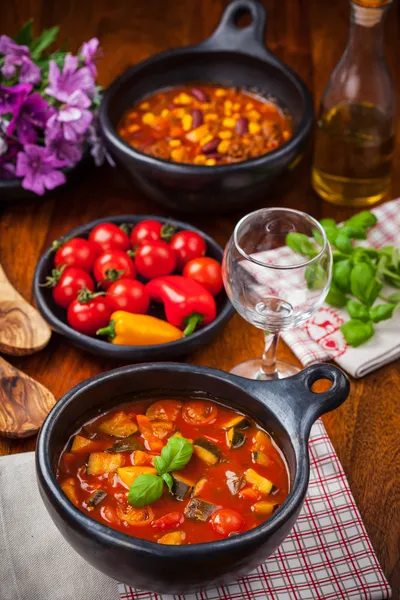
left=146, top=275, right=217, bottom=336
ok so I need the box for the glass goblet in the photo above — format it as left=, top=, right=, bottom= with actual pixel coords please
left=222, top=207, right=332, bottom=380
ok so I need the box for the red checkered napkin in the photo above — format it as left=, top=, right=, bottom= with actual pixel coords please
left=282, top=199, right=400, bottom=378
left=118, top=419, right=391, bottom=600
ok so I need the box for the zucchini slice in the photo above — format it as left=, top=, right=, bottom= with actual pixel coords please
left=225, top=470, right=242, bottom=495
left=252, top=450, right=270, bottom=467
left=193, top=438, right=220, bottom=465
left=87, top=452, right=124, bottom=475
left=192, top=477, right=208, bottom=497
left=221, top=415, right=250, bottom=430
left=171, top=473, right=195, bottom=501
left=184, top=498, right=218, bottom=522
left=244, top=468, right=274, bottom=496
left=226, top=428, right=246, bottom=449
left=252, top=500, right=279, bottom=516
left=87, top=490, right=107, bottom=508
left=105, top=437, right=143, bottom=453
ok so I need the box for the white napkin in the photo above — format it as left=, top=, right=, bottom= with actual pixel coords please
left=0, top=452, right=117, bottom=600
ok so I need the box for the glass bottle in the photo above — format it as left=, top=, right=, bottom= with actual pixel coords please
left=312, top=0, right=395, bottom=207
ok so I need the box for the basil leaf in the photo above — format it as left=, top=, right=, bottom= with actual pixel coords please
left=353, top=248, right=378, bottom=264
left=286, top=233, right=318, bottom=258
left=161, top=473, right=174, bottom=493
left=387, top=292, right=400, bottom=303
left=14, top=20, right=34, bottom=46
left=345, top=211, right=377, bottom=230
left=156, top=436, right=193, bottom=474
left=320, top=218, right=337, bottom=229
left=340, top=320, right=374, bottom=347
left=31, top=26, right=60, bottom=60
left=375, top=255, right=388, bottom=280
left=391, top=247, right=400, bottom=271
left=335, top=232, right=353, bottom=254
left=339, top=224, right=367, bottom=240
left=325, top=227, right=338, bottom=245
left=312, top=228, right=324, bottom=246
left=364, top=277, right=383, bottom=307
left=384, top=271, right=400, bottom=288
left=350, top=263, right=374, bottom=304
left=370, top=303, right=396, bottom=323
left=326, top=282, right=347, bottom=308
left=333, top=259, right=352, bottom=293
left=346, top=300, right=370, bottom=322
left=128, top=474, right=163, bottom=508
left=305, top=264, right=327, bottom=290
left=333, top=251, right=349, bottom=263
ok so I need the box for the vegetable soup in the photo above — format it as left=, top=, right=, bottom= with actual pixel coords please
left=57, top=397, right=289, bottom=545
left=117, top=84, right=292, bottom=165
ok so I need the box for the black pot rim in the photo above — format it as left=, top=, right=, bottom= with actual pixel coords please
left=36, top=362, right=310, bottom=558
left=33, top=214, right=234, bottom=358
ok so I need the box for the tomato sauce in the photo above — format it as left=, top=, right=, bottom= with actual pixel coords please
left=117, top=84, right=292, bottom=165
left=57, top=397, right=290, bottom=545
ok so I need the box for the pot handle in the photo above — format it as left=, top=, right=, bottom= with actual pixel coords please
left=244, top=363, right=350, bottom=437
left=199, top=0, right=280, bottom=64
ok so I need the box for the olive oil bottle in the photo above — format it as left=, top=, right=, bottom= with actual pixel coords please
left=312, top=0, right=395, bottom=207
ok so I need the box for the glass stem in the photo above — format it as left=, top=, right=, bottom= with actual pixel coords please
left=260, top=332, right=280, bottom=379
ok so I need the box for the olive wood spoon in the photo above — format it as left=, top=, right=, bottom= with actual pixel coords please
left=0, top=263, right=51, bottom=355
left=0, top=356, right=56, bottom=438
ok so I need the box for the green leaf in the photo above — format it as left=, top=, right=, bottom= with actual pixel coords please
left=384, top=270, right=400, bottom=288
left=305, top=264, right=327, bottom=290
left=285, top=233, right=318, bottom=258
left=333, top=259, right=352, bottom=293
left=161, top=472, right=174, bottom=493
left=340, top=319, right=374, bottom=347
left=345, top=210, right=377, bottom=230
left=391, top=247, right=400, bottom=272
left=128, top=473, right=163, bottom=507
left=31, top=26, right=60, bottom=60
left=333, top=251, right=349, bottom=263
left=353, top=247, right=379, bottom=262
left=339, top=224, right=367, bottom=240
left=370, top=303, right=396, bottom=323
left=326, top=282, right=347, bottom=308
left=312, top=227, right=324, bottom=246
left=375, top=255, right=388, bottom=281
left=350, top=263, right=374, bottom=304
left=364, top=277, right=383, bottom=307
left=155, top=436, right=193, bottom=474
left=14, top=20, right=34, bottom=46
left=320, top=218, right=337, bottom=229
left=346, top=300, right=370, bottom=322
left=335, top=232, right=353, bottom=254
left=386, top=292, right=400, bottom=303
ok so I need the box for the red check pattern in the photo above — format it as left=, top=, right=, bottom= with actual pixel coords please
left=118, top=419, right=391, bottom=600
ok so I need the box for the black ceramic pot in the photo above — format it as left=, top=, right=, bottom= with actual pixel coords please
left=99, top=0, right=314, bottom=214
left=36, top=362, right=349, bottom=594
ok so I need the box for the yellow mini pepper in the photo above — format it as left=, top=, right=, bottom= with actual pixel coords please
left=96, top=311, right=183, bottom=346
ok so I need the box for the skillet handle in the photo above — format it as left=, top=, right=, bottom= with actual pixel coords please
left=199, top=0, right=279, bottom=64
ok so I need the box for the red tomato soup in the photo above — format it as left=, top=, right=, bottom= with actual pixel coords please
left=57, top=397, right=290, bottom=545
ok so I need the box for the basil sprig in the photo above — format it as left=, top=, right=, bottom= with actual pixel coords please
left=128, top=436, right=192, bottom=508
left=286, top=210, right=400, bottom=347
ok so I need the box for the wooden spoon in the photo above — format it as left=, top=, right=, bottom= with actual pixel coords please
left=0, top=264, right=51, bottom=355
left=0, top=356, right=56, bottom=438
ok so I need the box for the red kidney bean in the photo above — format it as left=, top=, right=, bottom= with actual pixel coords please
left=206, top=152, right=222, bottom=160
left=191, top=88, right=209, bottom=102
left=201, top=137, right=220, bottom=154
left=235, top=117, right=249, bottom=135
left=191, top=109, right=203, bottom=128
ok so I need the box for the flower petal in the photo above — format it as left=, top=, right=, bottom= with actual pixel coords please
left=43, top=169, right=66, bottom=190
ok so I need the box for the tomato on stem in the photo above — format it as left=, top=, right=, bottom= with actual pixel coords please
left=106, top=279, right=150, bottom=314
left=135, top=241, right=176, bottom=280
left=67, top=288, right=113, bottom=335
left=89, top=222, right=131, bottom=252
left=93, top=249, right=136, bottom=289
left=170, top=231, right=206, bottom=270
left=211, top=509, right=245, bottom=537
left=183, top=257, right=223, bottom=296
left=41, top=266, right=95, bottom=309
left=53, top=237, right=100, bottom=272
left=130, top=220, right=175, bottom=246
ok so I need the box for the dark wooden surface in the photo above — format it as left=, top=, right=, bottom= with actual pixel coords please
left=1, top=0, right=399, bottom=595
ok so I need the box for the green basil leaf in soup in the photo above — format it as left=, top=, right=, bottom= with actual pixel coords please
left=161, top=472, right=174, bottom=493
left=128, top=474, right=164, bottom=508
left=159, top=436, right=193, bottom=473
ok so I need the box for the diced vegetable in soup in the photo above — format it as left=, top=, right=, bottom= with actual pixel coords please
left=57, top=397, right=289, bottom=544
left=117, top=84, right=292, bottom=166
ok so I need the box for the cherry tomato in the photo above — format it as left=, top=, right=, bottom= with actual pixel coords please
left=183, top=257, right=223, bottom=296
left=130, top=220, right=175, bottom=246
left=67, top=295, right=113, bottom=335
left=135, top=240, right=176, bottom=280
left=182, top=401, right=218, bottom=426
left=211, top=509, right=246, bottom=537
left=54, top=237, right=100, bottom=272
left=93, top=249, right=136, bottom=290
left=106, top=279, right=150, bottom=314
left=52, top=267, right=95, bottom=309
left=152, top=512, right=184, bottom=531
left=89, top=222, right=130, bottom=253
left=146, top=400, right=182, bottom=422
left=170, top=231, right=206, bottom=270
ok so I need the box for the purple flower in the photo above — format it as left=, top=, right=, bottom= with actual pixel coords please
left=16, top=144, right=66, bottom=195
left=87, top=120, right=115, bottom=167
left=7, top=93, right=54, bottom=144
left=0, top=35, right=41, bottom=84
left=46, top=90, right=93, bottom=142
left=45, top=133, right=82, bottom=167
left=79, top=37, right=99, bottom=76
left=0, top=138, right=18, bottom=180
left=0, top=83, right=32, bottom=115
left=45, top=54, right=94, bottom=103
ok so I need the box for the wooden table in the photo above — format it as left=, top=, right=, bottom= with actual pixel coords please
left=1, top=0, right=399, bottom=595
